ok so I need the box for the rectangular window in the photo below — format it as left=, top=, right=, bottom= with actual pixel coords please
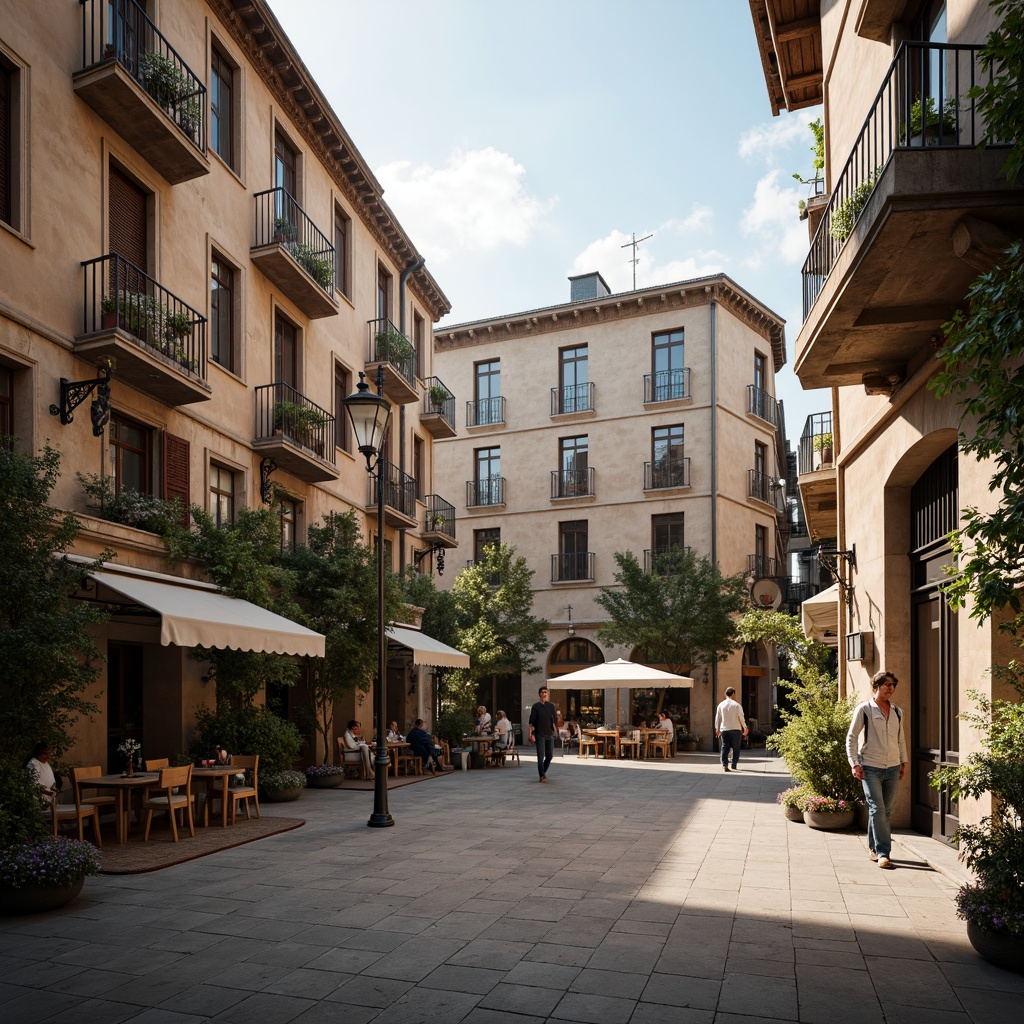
left=109, top=414, right=151, bottom=495
left=474, top=527, right=500, bottom=565
left=754, top=351, right=767, bottom=391
left=210, top=253, right=235, bottom=372
left=279, top=497, right=297, bottom=553
left=334, top=363, right=351, bottom=451
left=754, top=523, right=769, bottom=576
left=754, top=440, right=766, bottom=476
left=652, top=329, right=685, bottom=400
left=377, top=265, right=392, bottom=321
left=274, top=129, right=297, bottom=198
left=474, top=446, right=501, bottom=505
left=413, top=310, right=425, bottom=381
left=413, top=436, right=424, bottom=501
left=334, top=206, right=350, bottom=296
left=651, top=424, right=685, bottom=487
left=274, top=314, right=298, bottom=388
left=0, top=57, right=11, bottom=226
left=0, top=365, right=12, bottom=437
left=652, top=512, right=685, bottom=553
left=558, top=520, right=590, bottom=581
left=559, top=435, right=589, bottom=497
left=559, top=345, right=589, bottom=413
left=210, top=45, right=235, bottom=170
left=209, top=464, right=235, bottom=526
left=474, top=359, right=500, bottom=425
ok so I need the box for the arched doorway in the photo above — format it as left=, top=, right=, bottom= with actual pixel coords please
left=548, top=638, right=604, bottom=726
left=910, top=442, right=959, bottom=838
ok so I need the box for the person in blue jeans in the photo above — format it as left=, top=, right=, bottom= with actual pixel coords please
left=714, top=687, right=748, bottom=771
left=528, top=686, right=559, bottom=783
left=846, top=670, right=908, bottom=870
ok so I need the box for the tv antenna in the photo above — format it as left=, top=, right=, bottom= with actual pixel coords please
left=621, top=231, right=653, bottom=290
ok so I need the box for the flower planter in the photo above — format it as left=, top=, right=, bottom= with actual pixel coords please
left=680, top=742, right=697, bottom=752
left=1, top=875, right=85, bottom=915
left=306, top=774, right=345, bottom=789
left=259, top=785, right=303, bottom=803
left=803, top=808, right=855, bottom=830
left=783, top=804, right=804, bottom=822
left=966, top=920, right=1024, bottom=974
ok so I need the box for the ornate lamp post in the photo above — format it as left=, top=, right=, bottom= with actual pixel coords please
left=343, top=366, right=394, bottom=828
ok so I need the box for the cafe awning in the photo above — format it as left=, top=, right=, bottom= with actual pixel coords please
left=386, top=625, right=470, bottom=669
left=89, top=569, right=325, bottom=657
left=801, top=583, right=840, bottom=646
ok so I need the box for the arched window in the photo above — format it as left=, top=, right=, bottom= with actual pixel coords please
left=549, top=637, right=602, bottom=667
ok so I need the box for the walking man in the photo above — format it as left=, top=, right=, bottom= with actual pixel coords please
left=528, top=686, right=559, bottom=783
left=715, top=687, right=748, bottom=772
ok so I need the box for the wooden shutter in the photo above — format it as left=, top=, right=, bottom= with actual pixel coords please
left=162, top=432, right=190, bottom=527
left=108, top=165, right=147, bottom=273
left=0, top=63, right=11, bottom=225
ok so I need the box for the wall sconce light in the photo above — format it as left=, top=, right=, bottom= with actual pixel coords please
left=566, top=604, right=575, bottom=637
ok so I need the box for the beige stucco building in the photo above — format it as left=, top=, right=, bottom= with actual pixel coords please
left=750, top=0, right=1024, bottom=837
left=433, top=272, right=790, bottom=745
left=1, top=0, right=459, bottom=768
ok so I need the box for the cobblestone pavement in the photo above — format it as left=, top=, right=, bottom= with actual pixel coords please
left=2, top=753, right=1022, bottom=1023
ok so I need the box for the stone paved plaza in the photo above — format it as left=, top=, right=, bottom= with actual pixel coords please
left=2, top=753, right=1022, bottom=1024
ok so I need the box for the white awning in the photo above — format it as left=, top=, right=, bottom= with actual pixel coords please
left=801, top=583, right=840, bottom=646
left=387, top=625, right=470, bottom=668
left=89, top=570, right=325, bottom=657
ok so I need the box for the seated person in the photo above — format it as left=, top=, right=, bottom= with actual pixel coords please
left=657, top=712, right=675, bottom=737
left=386, top=721, right=404, bottom=742
left=475, top=706, right=492, bottom=734
left=566, top=720, right=580, bottom=739
left=406, top=719, right=443, bottom=773
left=492, top=711, right=513, bottom=749
left=27, top=741, right=58, bottom=805
left=341, top=720, right=375, bottom=780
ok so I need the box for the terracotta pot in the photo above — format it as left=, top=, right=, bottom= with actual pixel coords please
left=966, top=920, right=1024, bottom=974
left=1, top=875, right=85, bottom=915
left=783, top=804, right=804, bottom=822
left=803, top=808, right=855, bottom=830
left=259, top=785, right=303, bottom=803
left=306, top=774, right=345, bottom=789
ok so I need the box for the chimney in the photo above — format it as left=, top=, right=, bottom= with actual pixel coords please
left=568, top=272, right=611, bottom=303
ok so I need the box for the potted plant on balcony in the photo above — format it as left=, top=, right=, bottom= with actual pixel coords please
left=899, top=96, right=959, bottom=146
left=427, top=510, right=448, bottom=532
left=830, top=171, right=879, bottom=242
left=288, top=242, right=334, bottom=291
left=813, top=431, right=833, bottom=467
left=793, top=117, right=825, bottom=221
left=427, top=383, right=449, bottom=412
left=273, top=217, right=297, bottom=244
left=375, top=326, right=414, bottom=366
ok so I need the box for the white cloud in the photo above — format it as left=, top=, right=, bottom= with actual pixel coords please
left=740, top=170, right=807, bottom=266
left=376, top=147, right=553, bottom=262
left=738, top=116, right=808, bottom=163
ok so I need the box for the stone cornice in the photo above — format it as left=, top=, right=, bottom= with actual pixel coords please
left=207, top=0, right=451, bottom=322
left=434, top=275, right=787, bottom=370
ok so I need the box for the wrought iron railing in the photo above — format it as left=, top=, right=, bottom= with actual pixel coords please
left=81, top=253, right=206, bottom=377
left=748, top=470, right=784, bottom=509
left=254, top=382, right=335, bottom=463
left=644, top=456, right=690, bottom=490
left=253, top=187, right=336, bottom=296
left=747, top=554, right=778, bottom=578
left=747, top=384, right=779, bottom=426
left=644, top=547, right=692, bottom=574
left=644, top=368, right=690, bottom=403
left=551, top=381, right=595, bottom=415
left=466, top=396, right=505, bottom=427
left=423, top=495, right=455, bottom=539
left=798, top=411, right=834, bottom=475
left=365, top=317, right=415, bottom=388
left=784, top=579, right=821, bottom=604
left=551, top=551, right=595, bottom=582
left=367, top=460, right=416, bottom=519
left=421, top=376, right=455, bottom=428
left=467, top=476, right=505, bottom=507
left=551, top=467, right=595, bottom=499
left=802, top=41, right=990, bottom=317
left=79, top=0, right=206, bottom=152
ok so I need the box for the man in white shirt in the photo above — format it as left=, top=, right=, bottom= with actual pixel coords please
left=714, top=687, right=748, bottom=772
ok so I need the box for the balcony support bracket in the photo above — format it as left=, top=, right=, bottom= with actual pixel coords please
left=413, top=544, right=446, bottom=576
left=818, top=544, right=856, bottom=608
left=260, top=458, right=277, bottom=505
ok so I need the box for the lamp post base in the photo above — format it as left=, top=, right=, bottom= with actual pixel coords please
left=367, top=813, right=395, bottom=828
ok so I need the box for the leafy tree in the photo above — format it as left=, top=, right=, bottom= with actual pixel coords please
left=449, top=543, right=549, bottom=714
left=595, top=547, right=748, bottom=676
left=286, top=511, right=403, bottom=761
left=736, top=609, right=832, bottom=679
left=0, top=442, right=109, bottom=760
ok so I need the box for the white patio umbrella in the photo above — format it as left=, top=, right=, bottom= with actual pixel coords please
left=548, top=658, right=694, bottom=725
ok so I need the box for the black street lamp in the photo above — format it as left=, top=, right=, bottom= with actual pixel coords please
left=343, top=366, right=394, bottom=828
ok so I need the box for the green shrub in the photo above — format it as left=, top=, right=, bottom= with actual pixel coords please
left=189, top=705, right=301, bottom=772
left=0, top=757, right=49, bottom=850
left=78, top=472, right=182, bottom=534
left=829, top=171, right=879, bottom=242
left=435, top=708, right=474, bottom=748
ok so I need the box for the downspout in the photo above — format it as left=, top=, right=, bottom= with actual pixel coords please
left=397, top=255, right=426, bottom=575
left=709, top=295, right=719, bottom=749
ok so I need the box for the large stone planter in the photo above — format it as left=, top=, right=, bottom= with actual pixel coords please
left=259, top=785, right=304, bottom=803
left=966, top=920, right=1024, bottom=974
left=783, top=804, right=804, bottom=822
left=803, top=808, right=855, bottom=830
left=306, top=774, right=345, bottom=789
left=1, top=875, right=85, bottom=915
left=680, top=742, right=698, bottom=752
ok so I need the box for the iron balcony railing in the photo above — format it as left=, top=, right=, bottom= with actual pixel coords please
left=747, top=554, right=778, bottom=578
left=551, top=551, right=595, bottom=583
left=423, top=494, right=455, bottom=539
left=784, top=579, right=821, bottom=605
left=749, top=469, right=785, bottom=509
left=366, top=317, right=416, bottom=388
left=467, top=476, right=505, bottom=508
left=81, top=253, right=207, bottom=377
left=466, top=395, right=505, bottom=427
left=798, top=411, right=834, bottom=475
left=802, top=41, right=990, bottom=317
left=551, top=467, right=595, bottom=499
left=367, top=460, right=416, bottom=519
left=644, top=547, right=692, bottom=574
left=747, top=384, right=779, bottom=426
left=551, top=381, right=595, bottom=415
left=644, top=456, right=690, bottom=490
left=253, top=187, right=336, bottom=296
left=644, top=368, right=691, bottom=403
left=79, top=0, right=206, bottom=152
left=422, top=376, right=455, bottom=427
left=254, top=382, right=335, bottom=463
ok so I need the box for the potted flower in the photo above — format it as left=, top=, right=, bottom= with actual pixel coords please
left=797, top=792, right=855, bottom=830
left=930, top=684, right=1024, bottom=972
left=118, top=737, right=141, bottom=777
left=427, top=383, right=449, bottom=412
left=813, top=431, right=833, bottom=467
left=777, top=784, right=810, bottom=822
left=427, top=510, right=448, bottom=532
left=305, top=764, right=346, bottom=789
left=678, top=732, right=701, bottom=752
left=258, top=768, right=306, bottom=803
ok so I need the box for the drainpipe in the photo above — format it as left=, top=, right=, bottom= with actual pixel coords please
left=709, top=294, right=719, bottom=749
left=397, top=256, right=426, bottom=575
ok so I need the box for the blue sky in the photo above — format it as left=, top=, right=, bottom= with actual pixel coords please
left=266, top=0, right=828, bottom=437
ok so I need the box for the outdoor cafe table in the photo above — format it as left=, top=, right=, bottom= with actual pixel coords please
left=371, top=740, right=413, bottom=777
left=193, top=765, right=242, bottom=827
left=88, top=772, right=158, bottom=844
left=583, top=728, right=623, bottom=759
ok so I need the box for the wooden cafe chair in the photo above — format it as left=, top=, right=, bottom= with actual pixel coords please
left=142, top=764, right=194, bottom=842
left=50, top=788, right=103, bottom=847
left=620, top=729, right=642, bottom=759
left=229, top=754, right=260, bottom=824
left=337, top=735, right=371, bottom=780
left=579, top=732, right=599, bottom=758
left=72, top=765, right=117, bottom=816
left=647, top=731, right=673, bottom=760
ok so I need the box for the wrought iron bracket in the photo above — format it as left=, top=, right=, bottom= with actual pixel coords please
left=413, top=544, right=446, bottom=576
left=817, top=543, right=856, bottom=605
left=49, top=365, right=113, bottom=435
left=259, top=457, right=277, bottom=505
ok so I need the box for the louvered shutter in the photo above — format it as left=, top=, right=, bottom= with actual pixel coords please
left=162, top=432, right=190, bottom=527
left=108, top=165, right=147, bottom=274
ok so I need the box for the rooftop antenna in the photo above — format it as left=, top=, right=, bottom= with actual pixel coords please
left=621, top=231, right=653, bottom=290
